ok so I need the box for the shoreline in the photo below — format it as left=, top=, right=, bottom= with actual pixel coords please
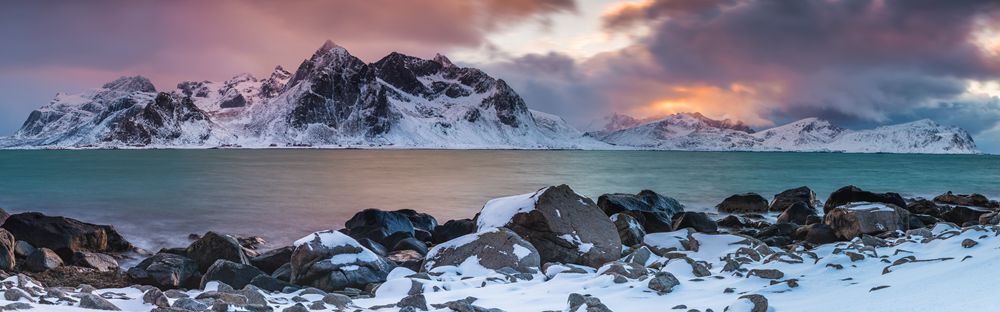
left=0, top=185, right=997, bottom=311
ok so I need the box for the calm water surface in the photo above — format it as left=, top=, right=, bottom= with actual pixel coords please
left=0, top=150, right=997, bottom=250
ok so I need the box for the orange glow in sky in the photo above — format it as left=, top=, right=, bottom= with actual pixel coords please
left=630, top=84, right=778, bottom=127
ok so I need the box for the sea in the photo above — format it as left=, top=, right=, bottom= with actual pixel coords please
left=0, top=149, right=997, bottom=250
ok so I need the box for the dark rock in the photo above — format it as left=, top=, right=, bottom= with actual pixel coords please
left=143, top=288, right=170, bottom=308
left=72, top=251, right=119, bottom=272
left=321, top=293, right=354, bottom=309
left=647, top=271, right=680, bottom=294
left=237, top=236, right=267, bottom=250
left=127, top=253, right=201, bottom=289
left=823, top=185, right=906, bottom=214
left=776, top=202, right=817, bottom=225
left=386, top=250, right=424, bottom=272
left=905, top=199, right=942, bottom=217
left=940, top=206, right=991, bottom=225
left=597, top=190, right=684, bottom=233
left=672, top=212, right=718, bottom=233
left=290, top=230, right=394, bottom=291
left=566, top=293, right=612, bottom=312
left=356, top=238, right=388, bottom=257
left=934, top=191, right=997, bottom=208
left=2, top=302, right=32, bottom=310
left=757, top=223, right=799, bottom=239
left=980, top=212, right=1000, bottom=226
left=0, top=229, right=15, bottom=271
left=962, top=239, right=978, bottom=248
left=397, top=294, right=428, bottom=311
left=1, top=212, right=132, bottom=262
left=769, top=186, right=818, bottom=211
left=717, top=193, right=769, bottom=213
left=793, top=224, right=839, bottom=244
left=735, top=294, right=768, bottom=312
left=250, top=246, right=293, bottom=275
left=599, top=261, right=648, bottom=279
left=391, top=238, right=428, bottom=256
left=172, top=297, right=209, bottom=311
left=271, top=263, right=292, bottom=282
left=200, top=259, right=267, bottom=289
left=186, top=232, right=250, bottom=272
left=250, top=274, right=296, bottom=292
left=825, top=202, right=908, bottom=240
left=158, top=247, right=188, bottom=257
left=79, top=293, right=121, bottom=310
left=393, top=209, right=438, bottom=234
left=747, top=269, right=783, bottom=279
left=345, top=209, right=415, bottom=248
left=13, top=240, right=34, bottom=259
left=283, top=303, right=309, bottom=312
left=611, top=213, right=646, bottom=246
left=25, top=247, right=63, bottom=272
left=424, top=227, right=539, bottom=273
left=431, top=219, right=476, bottom=244
left=717, top=215, right=749, bottom=228
left=478, top=185, right=622, bottom=267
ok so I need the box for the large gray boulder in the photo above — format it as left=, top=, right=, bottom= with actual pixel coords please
left=423, top=227, right=540, bottom=273
left=611, top=213, right=645, bottom=246
left=717, top=193, right=769, bottom=213
left=770, top=186, right=818, bottom=211
left=290, top=230, right=394, bottom=291
left=25, top=247, right=63, bottom=272
left=127, top=253, right=201, bottom=289
left=186, top=231, right=250, bottom=272
left=476, top=185, right=622, bottom=267
left=200, top=259, right=267, bottom=289
left=0, top=229, right=15, bottom=271
left=1, top=212, right=132, bottom=262
left=823, top=185, right=905, bottom=214
left=825, top=202, right=908, bottom=240
left=597, top=190, right=684, bottom=233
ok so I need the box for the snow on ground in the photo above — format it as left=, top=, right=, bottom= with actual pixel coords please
left=1, top=224, right=994, bottom=311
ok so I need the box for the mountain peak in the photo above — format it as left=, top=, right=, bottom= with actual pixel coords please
left=433, top=53, right=455, bottom=67
left=681, top=112, right=755, bottom=133
left=102, top=76, right=156, bottom=93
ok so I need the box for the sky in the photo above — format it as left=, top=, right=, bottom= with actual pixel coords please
left=2, top=0, right=1000, bottom=152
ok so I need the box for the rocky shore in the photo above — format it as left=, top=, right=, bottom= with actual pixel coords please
left=0, top=185, right=997, bottom=311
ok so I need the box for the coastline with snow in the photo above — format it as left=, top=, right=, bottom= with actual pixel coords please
left=0, top=185, right=997, bottom=311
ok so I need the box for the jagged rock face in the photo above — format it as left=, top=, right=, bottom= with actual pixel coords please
left=102, top=76, right=157, bottom=93
left=103, top=93, right=221, bottom=145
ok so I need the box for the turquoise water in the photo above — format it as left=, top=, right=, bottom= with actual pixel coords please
left=0, top=150, right=997, bottom=250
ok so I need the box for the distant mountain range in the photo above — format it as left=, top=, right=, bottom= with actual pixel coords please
left=0, top=41, right=979, bottom=154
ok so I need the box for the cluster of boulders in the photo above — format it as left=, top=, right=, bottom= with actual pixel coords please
left=0, top=184, right=995, bottom=312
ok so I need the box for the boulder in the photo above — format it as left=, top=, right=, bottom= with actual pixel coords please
left=776, top=202, right=817, bottom=225
left=769, top=186, right=818, bottom=211
left=940, top=205, right=991, bottom=225
left=566, top=293, right=612, bottom=312
left=647, top=271, right=680, bottom=294
left=290, top=230, right=394, bottom=291
left=905, top=199, right=942, bottom=217
left=73, top=251, right=119, bottom=272
left=823, top=185, right=906, bottom=214
left=356, top=238, right=388, bottom=257
left=717, top=193, right=769, bottom=213
left=672, top=212, right=718, bottom=233
left=1, top=212, right=132, bottom=261
left=344, top=209, right=415, bottom=248
left=127, top=253, right=201, bottom=289
left=597, top=190, right=684, bottom=233
left=200, top=259, right=267, bottom=289
left=611, top=213, right=646, bottom=246
left=186, top=231, right=250, bottom=272
left=431, top=219, right=475, bottom=244
left=0, top=229, right=15, bottom=271
left=476, top=185, right=622, bottom=267
left=980, top=212, right=1000, bottom=226
left=386, top=250, right=424, bottom=272
left=79, top=293, right=121, bottom=310
left=424, top=227, right=539, bottom=273
left=271, top=263, right=292, bottom=282
left=824, top=202, right=907, bottom=240
left=249, top=274, right=296, bottom=292
left=934, top=191, right=997, bottom=208
left=25, top=247, right=63, bottom=272
left=391, top=237, right=428, bottom=256
left=393, top=209, right=438, bottom=234
left=729, top=294, right=768, bottom=312
left=250, top=246, right=293, bottom=274
left=793, top=223, right=838, bottom=245
left=13, top=240, right=34, bottom=259
left=0, top=208, right=8, bottom=226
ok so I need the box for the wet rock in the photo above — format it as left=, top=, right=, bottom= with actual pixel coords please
left=186, top=231, right=250, bottom=272
left=127, top=253, right=201, bottom=289
left=647, top=271, right=680, bottom=294
left=598, top=190, right=684, bottom=233
left=717, top=193, right=769, bottom=213
left=345, top=209, right=415, bottom=249
left=290, top=230, right=394, bottom=291
left=386, top=250, right=424, bottom=272
left=73, top=251, right=119, bottom=272
left=1, top=212, right=132, bottom=261
left=825, top=202, right=907, bottom=240
left=424, top=227, right=539, bottom=273
left=250, top=246, right=293, bottom=275
left=25, top=247, right=63, bottom=272
left=769, top=186, right=818, bottom=212
left=794, top=224, right=838, bottom=244
left=271, top=263, right=292, bottom=282
left=250, top=274, right=296, bottom=292
left=391, top=237, right=428, bottom=256
left=905, top=199, right=942, bottom=217
left=431, top=219, right=476, bottom=245
left=79, top=293, right=121, bottom=310
left=940, top=206, right=991, bottom=225
left=0, top=229, right=15, bottom=271
left=823, top=185, right=906, bottom=214
left=356, top=238, right=389, bottom=257
left=201, top=259, right=267, bottom=289
left=757, top=223, right=799, bottom=239
left=611, top=213, right=646, bottom=246
left=673, top=212, right=718, bottom=233
left=13, top=240, right=34, bottom=259
left=934, top=191, right=997, bottom=208
left=477, top=185, right=622, bottom=268
left=394, top=209, right=438, bottom=235
left=776, top=202, right=817, bottom=225
left=566, top=293, right=612, bottom=312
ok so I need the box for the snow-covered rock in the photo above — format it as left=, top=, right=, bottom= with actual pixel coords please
left=423, top=227, right=540, bottom=274
left=289, top=230, right=394, bottom=291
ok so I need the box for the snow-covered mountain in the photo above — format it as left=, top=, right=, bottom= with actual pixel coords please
left=0, top=40, right=979, bottom=153
left=3, top=41, right=602, bottom=149
left=590, top=113, right=978, bottom=154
